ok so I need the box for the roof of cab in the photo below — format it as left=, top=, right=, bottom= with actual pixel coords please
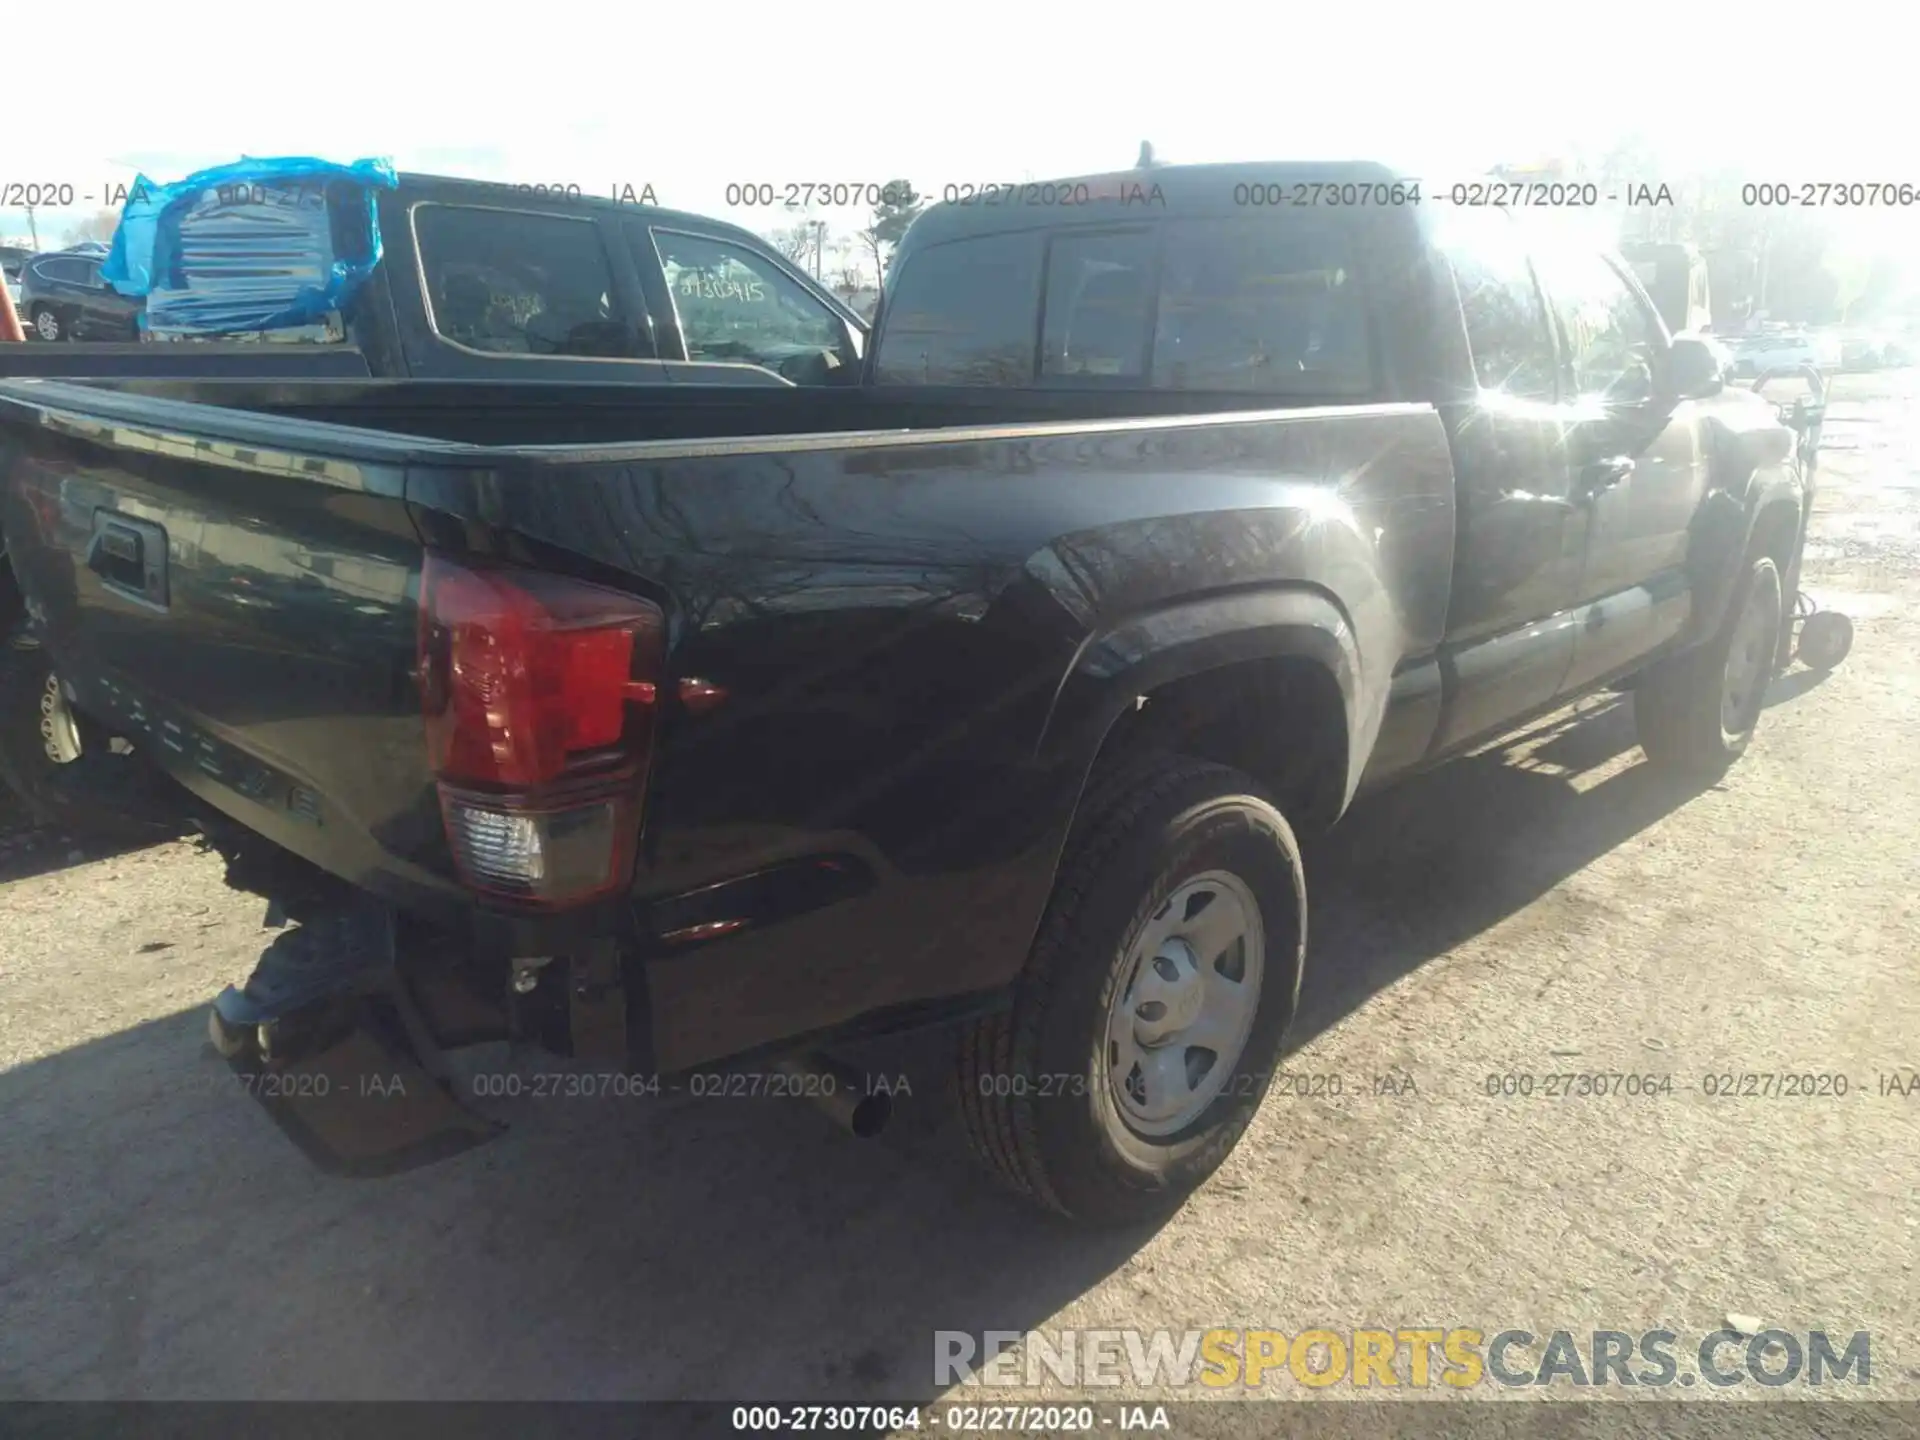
left=894, top=159, right=1415, bottom=257
left=395, top=172, right=760, bottom=246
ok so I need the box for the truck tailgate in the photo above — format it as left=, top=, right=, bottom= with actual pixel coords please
left=0, top=381, right=464, bottom=917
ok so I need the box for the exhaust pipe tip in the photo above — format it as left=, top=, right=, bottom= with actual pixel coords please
left=775, top=1053, right=893, bottom=1139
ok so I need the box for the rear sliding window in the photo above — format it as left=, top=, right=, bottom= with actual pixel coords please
left=876, top=216, right=1372, bottom=394
left=1041, top=230, right=1156, bottom=381
left=414, top=204, right=645, bottom=359
left=873, top=231, right=1042, bottom=385
left=1151, top=218, right=1372, bottom=394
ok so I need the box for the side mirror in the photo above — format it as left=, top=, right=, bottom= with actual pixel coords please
left=1665, top=336, right=1723, bottom=399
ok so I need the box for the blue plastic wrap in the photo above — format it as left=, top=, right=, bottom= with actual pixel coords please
left=101, top=156, right=397, bottom=336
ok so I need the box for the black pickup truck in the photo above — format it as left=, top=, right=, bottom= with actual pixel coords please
left=0, top=162, right=1807, bottom=1224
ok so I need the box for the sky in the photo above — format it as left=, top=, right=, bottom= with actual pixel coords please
left=7, top=0, right=1917, bottom=269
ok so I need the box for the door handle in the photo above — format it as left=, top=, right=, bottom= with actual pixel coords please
left=87, top=511, right=170, bottom=610
left=1578, top=457, right=1635, bottom=496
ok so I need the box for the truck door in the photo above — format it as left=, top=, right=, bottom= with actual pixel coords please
left=1427, top=208, right=1586, bottom=752
left=1532, top=248, right=1704, bottom=693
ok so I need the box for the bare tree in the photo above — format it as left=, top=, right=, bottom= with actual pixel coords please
left=832, top=259, right=867, bottom=295
left=62, top=208, right=121, bottom=246
left=766, top=221, right=816, bottom=266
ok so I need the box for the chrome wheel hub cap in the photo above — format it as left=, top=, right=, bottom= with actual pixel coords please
left=1105, top=869, right=1265, bottom=1137
left=39, top=673, right=83, bottom=764
left=34, top=311, right=58, bottom=341
left=1722, top=582, right=1779, bottom=734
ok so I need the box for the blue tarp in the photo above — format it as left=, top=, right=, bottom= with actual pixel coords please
left=101, top=156, right=397, bottom=336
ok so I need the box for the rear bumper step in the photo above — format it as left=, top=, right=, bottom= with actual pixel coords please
left=208, top=897, right=509, bottom=1177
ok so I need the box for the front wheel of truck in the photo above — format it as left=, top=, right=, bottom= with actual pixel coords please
left=955, top=756, right=1306, bottom=1226
left=0, top=621, right=183, bottom=844
left=1635, top=554, right=1783, bottom=779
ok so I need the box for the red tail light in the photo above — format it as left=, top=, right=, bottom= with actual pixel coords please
left=418, top=553, right=664, bottom=909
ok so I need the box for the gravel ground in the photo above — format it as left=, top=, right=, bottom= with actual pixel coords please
left=0, top=374, right=1915, bottom=1421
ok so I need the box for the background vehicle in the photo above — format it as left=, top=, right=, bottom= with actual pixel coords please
left=0, top=161, right=1806, bottom=1224
left=17, top=247, right=143, bottom=342
left=1840, top=328, right=1911, bottom=370
left=1729, top=328, right=1834, bottom=378
left=0, top=174, right=866, bottom=382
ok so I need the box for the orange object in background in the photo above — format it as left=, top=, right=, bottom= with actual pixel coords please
left=0, top=274, right=22, bottom=342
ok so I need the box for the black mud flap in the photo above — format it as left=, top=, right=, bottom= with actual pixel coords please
left=211, top=899, right=507, bottom=1177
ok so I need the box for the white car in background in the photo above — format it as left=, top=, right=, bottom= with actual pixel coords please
left=2, top=244, right=30, bottom=319
left=1728, top=329, right=1839, bottom=379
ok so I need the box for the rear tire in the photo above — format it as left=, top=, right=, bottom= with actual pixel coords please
left=0, top=621, right=183, bottom=844
left=955, top=755, right=1306, bottom=1226
left=29, top=305, right=62, bottom=342
left=1635, top=554, right=1783, bottom=779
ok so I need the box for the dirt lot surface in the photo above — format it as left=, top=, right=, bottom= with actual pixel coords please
left=1, top=374, right=1916, bottom=1425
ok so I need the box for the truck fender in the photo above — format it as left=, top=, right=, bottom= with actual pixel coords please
left=1038, top=584, right=1363, bottom=817
left=1681, top=460, right=1804, bottom=650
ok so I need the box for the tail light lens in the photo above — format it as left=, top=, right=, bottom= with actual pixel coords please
left=418, top=553, right=664, bottom=909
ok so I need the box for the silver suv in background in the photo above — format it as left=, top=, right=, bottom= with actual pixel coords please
left=1729, top=329, right=1839, bottom=378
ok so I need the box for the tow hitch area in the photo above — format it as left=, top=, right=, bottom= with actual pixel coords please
left=207, top=898, right=505, bottom=1177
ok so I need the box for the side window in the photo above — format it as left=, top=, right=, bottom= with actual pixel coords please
left=1040, top=230, right=1155, bottom=381
left=1535, top=250, right=1662, bottom=402
left=414, top=205, right=641, bottom=359
left=645, top=229, right=849, bottom=378
left=1152, top=218, right=1373, bottom=394
left=872, top=232, right=1042, bottom=386
left=1435, top=209, right=1559, bottom=400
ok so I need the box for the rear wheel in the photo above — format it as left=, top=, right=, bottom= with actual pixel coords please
left=1636, top=555, right=1783, bottom=778
left=955, top=756, right=1306, bottom=1225
left=0, top=621, right=183, bottom=844
left=29, top=305, right=62, bottom=342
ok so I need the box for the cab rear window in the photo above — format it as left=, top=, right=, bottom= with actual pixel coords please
left=1152, top=218, right=1373, bottom=394
left=873, top=231, right=1041, bottom=386
left=876, top=215, right=1374, bottom=395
